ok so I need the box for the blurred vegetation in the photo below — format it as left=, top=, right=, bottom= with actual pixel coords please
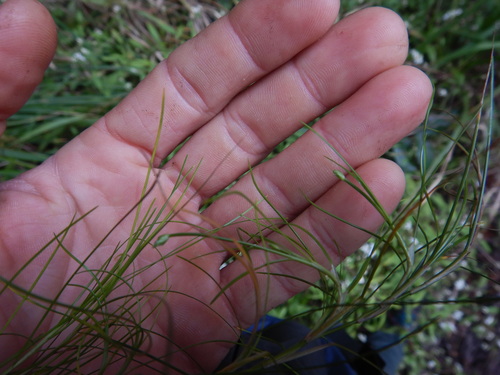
left=0, top=0, right=498, bottom=374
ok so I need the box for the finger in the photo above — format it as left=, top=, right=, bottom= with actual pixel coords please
left=205, top=65, right=432, bottom=235
left=165, top=7, right=410, bottom=197
left=222, top=158, right=406, bottom=325
left=0, top=0, right=57, bottom=135
left=98, top=0, right=340, bottom=160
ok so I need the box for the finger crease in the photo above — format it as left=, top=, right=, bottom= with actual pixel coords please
left=166, top=62, right=216, bottom=119
left=226, top=14, right=269, bottom=73
left=222, top=109, right=269, bottom=159
left=291, top=60, right=329, bottom=111
left=306, top=209, right=342, bottom=264
left=254, top=167, right=296, bottom=220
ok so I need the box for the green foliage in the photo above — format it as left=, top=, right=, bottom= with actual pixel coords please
left=341, top=0, right=499, bottom=123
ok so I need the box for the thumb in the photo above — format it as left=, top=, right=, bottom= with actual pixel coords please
left=0, top=0, right=57, bottom=135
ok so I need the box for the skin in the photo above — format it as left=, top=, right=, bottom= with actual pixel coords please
left=0, top=0, right=433, bottom=373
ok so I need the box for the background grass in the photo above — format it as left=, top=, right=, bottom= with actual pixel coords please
left=1, top=0, right=499, bottom=374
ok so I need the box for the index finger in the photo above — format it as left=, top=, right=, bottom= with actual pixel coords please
left=99, top=0, right=340, bottom=160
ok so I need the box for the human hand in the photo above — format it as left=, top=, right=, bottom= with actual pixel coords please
left=0, top=0, right=432, bottom=373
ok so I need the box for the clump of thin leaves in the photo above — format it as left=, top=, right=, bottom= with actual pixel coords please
left=1, top=58, right=494, bottom=373
left=254, top=59, right=496, bottom=372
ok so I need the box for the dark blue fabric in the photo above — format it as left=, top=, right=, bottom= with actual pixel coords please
left=241, top=315, right=358, bottom=375
left=219, top=315, right=403, bottom=374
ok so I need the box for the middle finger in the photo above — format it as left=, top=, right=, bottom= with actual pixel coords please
left=164, top=7, right=409, bottom=197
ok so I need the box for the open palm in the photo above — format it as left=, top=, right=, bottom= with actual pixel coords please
left=0, top=0, right=432, bottom=373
